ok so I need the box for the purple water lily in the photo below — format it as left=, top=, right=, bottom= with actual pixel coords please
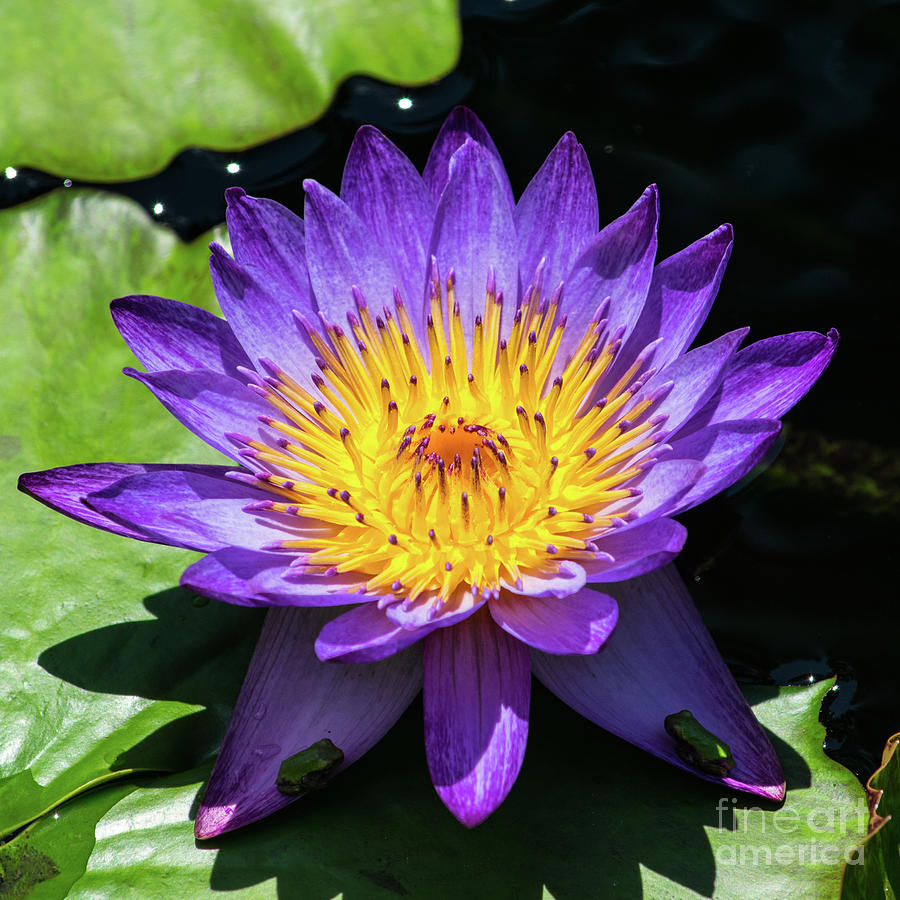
left=19, top=108, right=836, bottom=835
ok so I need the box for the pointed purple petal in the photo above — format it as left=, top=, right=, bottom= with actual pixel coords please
left=424, top=610, right=530, bottom=826
left=531, top=566, right=785, bottom=800
left=84, top=468, right=281, bottom=551
left=587, top=518, right=687, bottom=581
left=489, top=587, right=618, bottom=655
left=209, top=244, right=317, bottom=388
left=637, top=328, right=748, bottom=436
left=560, top=185, right=659, bottom=360
left=619, top=223, right=733, bottom=374
left=689, top=329, right=839, bottom=426
left=341, top=125, right=434, bottom=338
left=603, top=458, right=704, bottom=524
left=428, top=139, right=518, bottom=336
left=500, top=560, right=586, bottom=599
left=384, top=589, right=485, bottom=630
left=225, top=187, right=309, bottom=297
left=125, top=366, right=276, bottom=463
left=195, top=607, right=422, bottom=838
left=181, top=549, right=374, bottom=608
left=315, top=602, right=435, bottom=663
left=666, top=419, right=782, bottom=513
left=515, top=132, right=599, bottom=298
left=304, top=180, right=402, bottom=325
left=17, top=462, right=227, bottom=542
left=110, top=295, right=251, bottom=377
left=423, top=107, right=514, bottom=211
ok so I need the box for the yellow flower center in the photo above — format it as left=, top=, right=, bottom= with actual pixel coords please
left=243, top=271, right=666, bottom=617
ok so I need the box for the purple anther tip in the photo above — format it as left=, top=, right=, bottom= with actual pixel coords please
left=285, top=505, right=299, bottom=515
left=340, top=427, right=350, bottom=440
left=243, top=500, right=273, bottom=512
left=391, top=580, right=403, bottom=591
left=426, top=313, right=434, bottom=327
left=445, top=355, right=452, bottom=366
left=629, top=488, right=643, bottom=498
left=520, top=363, right=529, bottom=375
left=546, top=544, right=558, bottom=555
left=277, top=437, right=290, bottom=449
left=388, top=399, right=398, bottom=411
left=357, top=340, right=367, bottom=353
left=548, top=506, right=557, bottom=517
left=443, top=396, right=450, bottom=406
left=376, top=316, right=386, bottom=330
left=550, top=456, right=559, bottom=467
left=618, top=419, right=633, bottom=432
left=585, top=447, right=596, bottom=459
left=313, top=401, right=326, bottom=414
left=461, top=491, right=468, bottom=504
left=355, top=512, right=365, bottom=523
left=388, top=534, right=398, bottom=545
left=528, top=330, right=538, bottom=344
left=312, top=373, right=325, bottom=388
left=237, top=448, right=259, bottom=459
left=475, top=314, right=483, bottom=327
left=486, top=534, right=494, bottom=545
left=499, top=339, right=507, bottom=351
left=498, top=486, right=506, bottom=499
left=261, top=541, right=285, bottom=552
left=486, top=267, right=496, bottom=294
left=583, top=513, right=594, bottom=523
left=516, top=405, right=527, bottom=416
left=445, top=562, right=453, bottom=572
left=324, top=566, right=339, bottom=577
left=326, top=487, right=337, bottom=498
left=347, top=312, right=361, bottom=329
left=429, top=528, right=436, bottom=540
left=381, top=378, right=390, bottom=389
left=340, top=490, right=351, bottom=502
left=468, top=373, right=474, bottom=382
left=409, top=374, right=417, bottom=385
left=247, top=384, right=268, bottom=399
left=534, top=412, right=545, bottom=426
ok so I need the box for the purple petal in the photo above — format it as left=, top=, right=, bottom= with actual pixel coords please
left=531, top=565, right=785, bottom=800
left=636, top=328, right=749, bottom=436
left=341, top=125, right=434, bottom=339
left=195, top=607, right=422, bottom=838
left=125, top=366, right=276, bottom=463
left=224, top=188, right=310, bottom=298
left=666, top=419, right=782, bottom=513
left=17, top=462, right=225, bottom=542
left=304, top=180, right=402, bottom=325
left=423, top=107, right=514, bottom=211
left=603, top=458, right=705, bottom=524
left=181, top=548, right=374, bottom=608
left=688, top=329, right=839, bottom=427
left=84, top=467, right=283, bottom=552
left=587, top=518, right=687, bottom=582
left=515, top=132, right=598, bottom=297
left=618, top=223, right=733, bottom=374
left=209, top=244, right=317, bottom=388
left=500, top=560, right=586, bottom=599
left=489, top=587, right=618, bottom=655
left=384, top=589, right=485, bottom=630
left=428, top=139, right=518, bottom=337
left=424, top=610, right=530, bottom=826
left=560, top=185, right=659, bottom=361
left=110, top=295, right=251, bottom=377
left=315, top=602, right=436, bottom=663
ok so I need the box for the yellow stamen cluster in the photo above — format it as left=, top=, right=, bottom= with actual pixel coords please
left=239, top=269, right=666, bottom=619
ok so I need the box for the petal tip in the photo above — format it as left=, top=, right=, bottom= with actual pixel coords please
left=194, top=803, right=236, bottom=840
left=224, top=186, right=246, bottom=205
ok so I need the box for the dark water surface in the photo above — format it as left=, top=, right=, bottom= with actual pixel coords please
left=5, top=0, right=898, bottom=780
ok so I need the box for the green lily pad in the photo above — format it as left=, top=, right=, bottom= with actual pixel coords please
left=1, top=0, right=459, bottom=181
left=4, top=680, right=863, bottom=899
left=0, top=191, right=264, bottom=836
left=841, top=731, right=900, bottom=898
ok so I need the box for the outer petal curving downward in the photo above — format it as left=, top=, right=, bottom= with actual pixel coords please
left=531, top=565, right=785, bottom=800
left=423, top=608, right=530, bottom=826
left=195, top=607, right=423, bottom=838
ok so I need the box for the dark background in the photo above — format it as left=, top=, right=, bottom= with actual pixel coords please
left=5, top=0, right=898, bottom=780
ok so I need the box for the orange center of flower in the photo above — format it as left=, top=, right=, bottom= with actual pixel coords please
left=240, top=270, right=667, bottom=618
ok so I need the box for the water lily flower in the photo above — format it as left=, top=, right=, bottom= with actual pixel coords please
left=19, top=108, right=837, bottom=836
